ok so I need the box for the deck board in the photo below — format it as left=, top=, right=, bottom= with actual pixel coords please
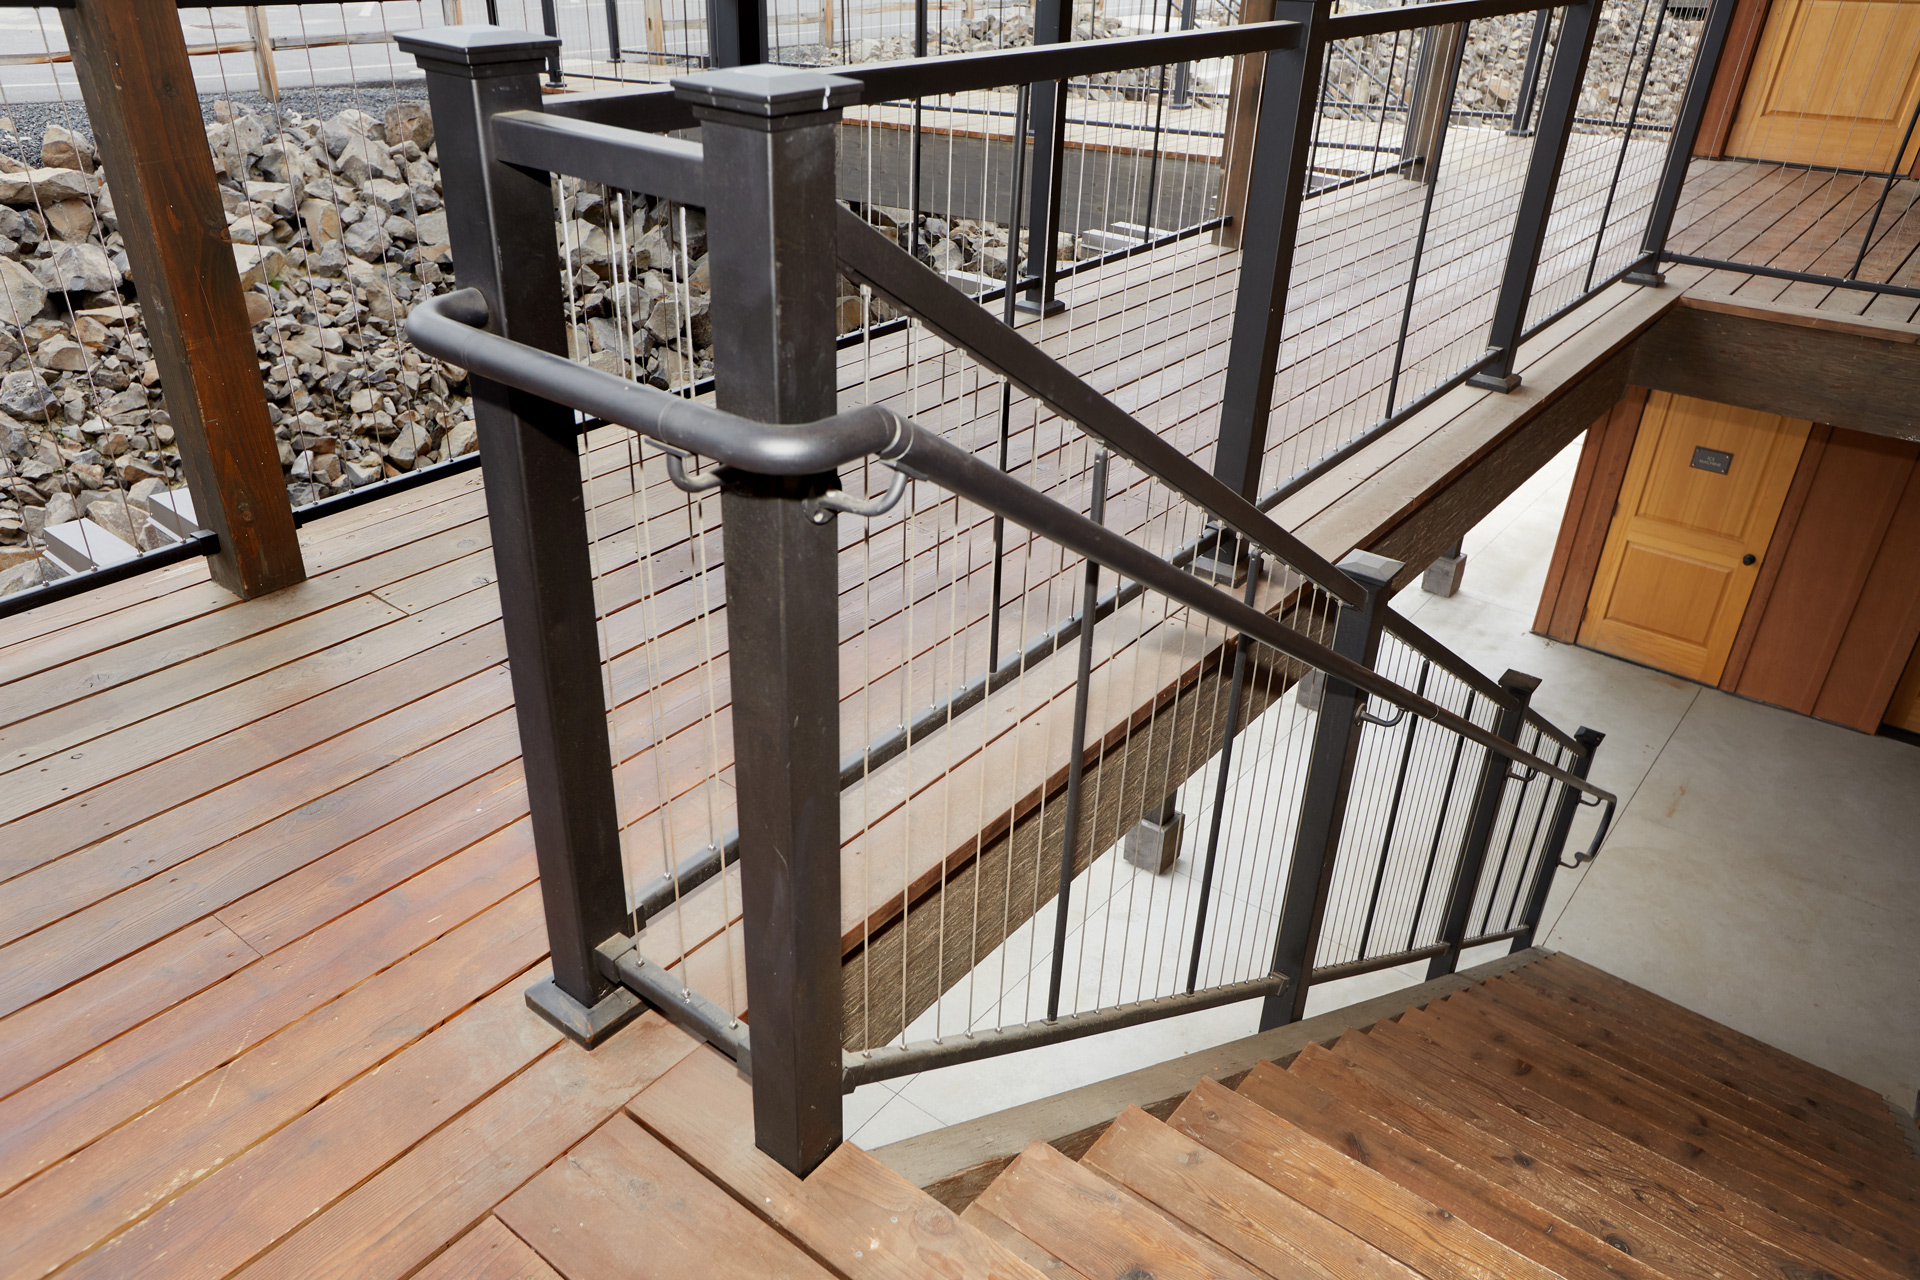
left=1, top=150, right=1914, bottom=1276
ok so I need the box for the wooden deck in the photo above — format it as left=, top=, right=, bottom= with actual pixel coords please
left=1, top=145, right=1893, bottom=1276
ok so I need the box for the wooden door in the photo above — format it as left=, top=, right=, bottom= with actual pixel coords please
left=1726, top=0, right=1920, bottom=172
left=1580, top=393, right=1812, bottom=684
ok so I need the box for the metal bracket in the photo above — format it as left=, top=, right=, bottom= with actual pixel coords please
left=803, top=466, right=910, bottom=523
left=1357, top=700, right=1405, bottom=729
left=663, top=449, right=723, bottom=493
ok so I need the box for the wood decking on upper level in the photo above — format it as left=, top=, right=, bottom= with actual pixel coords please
left=1, top=151, right=1916, bottom=1277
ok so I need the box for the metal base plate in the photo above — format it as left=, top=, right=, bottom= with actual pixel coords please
left=1123, top=811, right=1185, bottom=874
left=1014, top=294, right=1067, bottom=317
left=526, top=978, right=647, bottom=1048
left=1623, top=269, right=1667, bottom=287
left=1467, top=370, right=1523, bottom=393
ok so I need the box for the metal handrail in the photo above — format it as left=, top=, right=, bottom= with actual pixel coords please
left=406, top=287, right=1619, bottom=832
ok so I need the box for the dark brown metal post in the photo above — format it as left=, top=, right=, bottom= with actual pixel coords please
left=1426, top=669, right=1538, bottom=978
left=1212, top=0, right=1327, bottom=505
left=1259, top=550, right=1398, bottom=1030
left=1019, top=0, right=1073, bottom=316
left=401, top=27, right=638, bottom=1046
left=678, top=64, right=859, bottom=1178
left=61, top=0, right=305, bottom=599
left=1510, top=725, right=1601, bottom=952
left=1469, top=0, right=1602, bottom=391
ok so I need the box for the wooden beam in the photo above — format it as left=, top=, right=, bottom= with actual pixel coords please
left=1535, top=387, right=1647, bottom=643
left=1213, top=0, right=1274, bottom=251
left=61, top=0, right=305, bottom=600
left=1629, top=298, right=1920, bottom=444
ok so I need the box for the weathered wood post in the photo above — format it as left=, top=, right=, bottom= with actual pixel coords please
left=60, top=0, right=306, bottom=598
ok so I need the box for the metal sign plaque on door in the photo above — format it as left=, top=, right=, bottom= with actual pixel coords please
left=1690, top=446, right=1733, bottom=474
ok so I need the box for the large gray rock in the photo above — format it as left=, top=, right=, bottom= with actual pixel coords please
left=0, top=167, right=96, bottom=206
left=383, top=102, right=433, bottom=151
left=0, top=258, right=48, bottom=327
left=40, top=124, right=95, bottom=173
left=0, top=370, right=52, bottom=419
left=319, top=109, right=383, bottom=159
left=37, top=243, right=118, bottom=294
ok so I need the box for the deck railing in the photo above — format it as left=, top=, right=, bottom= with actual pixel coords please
left=400, top=11, right=1629, bottom=1179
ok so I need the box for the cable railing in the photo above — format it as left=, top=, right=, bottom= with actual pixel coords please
left=399, top=17, right=1626, bottom=1180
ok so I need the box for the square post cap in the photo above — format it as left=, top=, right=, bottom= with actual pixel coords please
left=1335, top=549, right=1404, bottom=594
left=673, top=65, right=862, bottom=118
left=395, top=26, right=562, bottom=75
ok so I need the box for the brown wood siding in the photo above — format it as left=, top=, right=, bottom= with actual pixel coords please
left=1734, top=430, right=1920, bottom=716
left=1534, top=388, right=1649, bottom=642
left=1699, top=0, right=1774, bottom=158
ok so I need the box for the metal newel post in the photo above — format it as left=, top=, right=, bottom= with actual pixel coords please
left=676, top=64, right=860, bottom=1178
left=1259, top=550, right=1401, bottom=1030
left=1019, top=0, right=1072, bottom=317
left=706, top=0, right=768, bottom=67
left=537, top=0, right=565, bottom=84
left=1212, top=0, right=1327, bottom=506
left=1632, top=0, right=1740, bottom=282
left=1425, top=668, right=1540, bottom=978
left=399, top=28, right=638, bottom=1045
left=1467, top=0, right=1602, bottom=393
left=1505, top=8, right=1552, bottom=136
left=1510, top=725, right=1601, bottom=952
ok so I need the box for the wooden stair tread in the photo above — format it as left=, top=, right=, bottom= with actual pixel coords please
left=1530, top=955, right=1902, bottom=1148
left=496, top=1115, right=833, bottom=1279
left=1465, top=978, right=1920, bottom=1196
left=1233, top=1059, right=1672, bottom=1280
left=1083, top=1105, right=1425, bottom=1280
left=1414, top=992, right=1920, bottom=1246
left=974, top=1140, right=1270, bottom=1280
left=627, top=1045, right=1043, bottom=1280
left=1474, top=974, right=1919, bottom=1180
left=1169, top=1077, right=1570, bottom=1280
left=1282, top=1041, right=1747, bottom=1280
left=1369, top=1011, right=1920, bottom=1280
left=961, top=1203, right=1094, bottom=1280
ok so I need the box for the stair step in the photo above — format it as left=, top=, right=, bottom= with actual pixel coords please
left=1370, top=1010, right=1919, bottom=1280
left=1082, top=1104, right=1421, bottom=1280
left=1169, top=1077, right=1566, bottom=1280
left=1233, top=1059, right=1670, bottom=1280
left=1472, top=976, right=1920, bottom=1189
left=973, top=1140, right=1268, bottom=1280
left=1529, top=953, right=1905, bottom=1152
left=960, top=1203, right=1090, bottom=1278
left=1414, top=993, right=1920, bottom=1248
left=1284, top=1041, right=1728, bottom=1280
left=626, top=1047, right=1043, bottom=1280
left=495, top=1114, right=835, bottom=1279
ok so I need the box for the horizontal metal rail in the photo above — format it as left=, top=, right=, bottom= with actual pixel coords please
left=842, top=971, right=1287, bottom=1088
left=493, top=111, right=709, bottom=207
left=1324, top=0, right=1590, bottom=40
left=546, top=20, right=1303, bottom=133
left=0, top=529, right=218, bottom=622
left=406, top=288, right=1621, bottom=828
left=1309, top=942, right=1450, bottom=984
left=1660, top=251, right=1920, bottom=301
left=595, top=934, right=753, bottom=1066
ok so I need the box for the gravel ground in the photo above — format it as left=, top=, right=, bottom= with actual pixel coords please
left=0, top=81, right=428, bottom=168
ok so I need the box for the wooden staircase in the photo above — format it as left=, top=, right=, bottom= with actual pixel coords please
left=967, top=951, right=1920, bottom=1280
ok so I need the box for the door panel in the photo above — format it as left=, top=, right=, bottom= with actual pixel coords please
left=1726, top=0, right=1920, bottom=172
left=1580, top=392, right=1812, bottom=683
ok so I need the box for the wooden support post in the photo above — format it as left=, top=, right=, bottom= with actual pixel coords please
left=1426, top=669, right=1538, bottom=978
left=1213, top=0, right=1275, bottom=251
left=1400, top=22, right=1464, bottom=183
left=440, top=0, right=465, bottom=22
left=244, top=7, right=281, bottom=102
left=1259, top=550, right=1398, bottom=1030
left=60, top=0, right=305, bottom=599
left=644, top=0, right=665, bottom=59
